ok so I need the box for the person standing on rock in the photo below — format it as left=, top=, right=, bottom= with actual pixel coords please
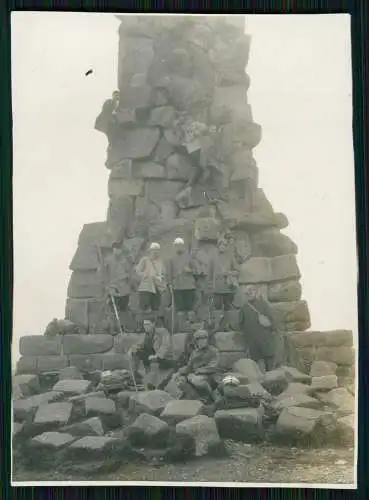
left=104, top=243, right=132, bottom=313
left=128, top=319, right=174, bottom=380
left=239, top=286, right=285, bottom=372
left=167, top=237, right=197, bottom=312
left=135, top=242, right=166, bottom=312
left=210, top=238, right=240, bottom=311
left=176, top=329, right=221, bottom=402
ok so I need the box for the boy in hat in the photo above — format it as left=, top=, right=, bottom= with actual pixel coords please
left=167, top=238, right=197, bottom=312
left=104, top=243, right=132, bottom=313
left=135, top=242, right=166, bottom=312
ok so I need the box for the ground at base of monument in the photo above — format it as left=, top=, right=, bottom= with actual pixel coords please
left=12, top=442, right=354, bottom=485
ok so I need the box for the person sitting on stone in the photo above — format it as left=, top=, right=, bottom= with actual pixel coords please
left=239, top=286, right=285, bottom=372
left=167, top=237, right=197, bottom=312
left=210, top=238, right=240, bottom=311
left=135, top=242, right=166, bottom=312
left=128, top=319, right=174, bottom=381
left=176, top=329, right=221, bottom=402
left=104, top=243, right=132, bottom=313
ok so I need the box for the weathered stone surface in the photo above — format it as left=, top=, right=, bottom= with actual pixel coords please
left=160, top=400, right=204, bottom=425
left=273, top=301, right=310, bottom=326
left=310, top=360, right=337, bottom=377
left=275, top=394, right=323, bottom=411
left=65, top=298, right=90, bottom=328
left=278, top=383, right=313, bottom=400
left=62, top=417, right=105, bottom=437
left=63, top=335, right=114, bottom=355
left=100, top=353, right=131, bottom=371
left=12, top=382, right=24, bottom=400
left=128, top=413, right=170, bottom=448
left=315, top=388, right=354, bottom=415
left=335, top=414, right=355, bottom=444
left=13, top=422, right=25, bottom=440
left=214, top=331, right=247, bottom=352
left=34, top=402, right=73, bottom=429
left=16, top=356, right=38, bottom=375
left=268, top=281, right=302, bottom=302
left=120, top=84, right=152, bottom=109
left=149, top=106, right=176, bottom=127
left=69, top=246, right=100, bottom=271
left=233, top=359, right=263, bottom=382
left=310, top=375, right=338, bottom=392
left=152, top=137, right=175, bottom=164
left=176, top=415, right=223, bottom=457
left=261, top=369, right=289, bottom=395
left=67, top=435, right=128, bottom=461
left=166, top=154, right=196, bottom=182
left=52, top=379, right=92, bottom=396
left=275, top=407, right=325, bottom=439
left=13, top=391, right=63, bottom=422
left=68, top=391, right=105, bottom=403
left=20, top=336, right=62, bottom=357
left=239, top=255, right=300, bottom=284
left=28, top=431, right=77, bottom=451
left=68, top=354, right=104, bottom=372
left=129, top=390, right=173, bottom=416
left=280, top=366, right=311, bottom=384
left=119, top=37, right=154, bottom=84
left=212, top=85, right=250, bottom=120
left=118, top=128, right=160, bottom=160
left=114, top=333, right=142, bottom=354
left=219, top=351, right=247, bottom=370
left=292, top=330, right=353, bottom=349
left=108, top=178, right=144, bottom=199
left=109, top=160, right=133, bottom=179
left=194, top=217, right=220, bottom=241
left=244, top=382, right=271, bottom=399
left=78, top=222, right=107, bottom=247
left=215, top=407, right=264, bottom=442
left=59, top=366, right=83, bottom=380
left=164, top=377, right=184, bottom=399
left=250, top=229, right=298, bottom=258
left=67, top=271, right=104, bottom=299
left=315, top=346, right=355, bottom=366
left=135, top=161, right=166, bottom=179
left=85, top=397, right=116, bottom=417
left=13, top=374, right=40, bottom=396
left=37, top=356, right=69, bottom=373
left=145, top=179, right=184, bottom=204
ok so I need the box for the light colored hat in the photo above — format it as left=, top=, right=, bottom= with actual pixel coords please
left=149, top=242, right=160, bottom=250
left=222, top=375, right=240, bottom=386
left=174, top=237, right=184, bottom=245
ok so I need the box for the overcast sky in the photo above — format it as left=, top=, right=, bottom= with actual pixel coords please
left=11, top=13, right=356, bottom=363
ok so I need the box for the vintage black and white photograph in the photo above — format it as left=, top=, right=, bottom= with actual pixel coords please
left=11, top=13, right=357, bottom=487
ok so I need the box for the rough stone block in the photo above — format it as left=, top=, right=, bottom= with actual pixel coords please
left=310, top=360, right=337, bottom=377
left=12, top=382, right=24, bottom=400
left=67, top=271, right=104, bottom=299
left=315, top=346, right=355, bottom=366
left=261, top=369, right=289, bottom=395
left=34, top=402, right=73, bottom=430
left=59, top=366, right=83, bottom=380
left=120, top=84, right=152, bottom=109
left=292, top=330, right=353, bottom=349
left=278, top=382, right=313, bottom=400
left=275, top=407, right=325, bottom=439
left=135, top=161, right=166, bottom=179
left=214, top=331, right=247, bottom=352
left=108, top=178, right=144, bottom=199
left=152, top=137, right=175, bottom=164
left=114, top=333, right=142, bottom=354
left=37, top=356, right=69, bottom=373
left=19, top=336, right=62, bottom=357
left=274, top=394, right=323, bottom=411
left=28, top=431, right=77, bottom=452
left=13, top=391, right=64, bottom=422
left=222, top=309, right=242, bottom=331
left=62, top=335, right=113, bottom=355
left=109, top=160, right=133, bottom=179
left=239, top=255, right=300, bottom=284
left=214, top=407, right=264, bottom=442
left=166, top=154, right=196, bottom=181
left=251, top=229, right=298, bottom=258
left=175, top=415, right=222, bottom=457
left=233, top=358, right=263, bottom=382
left=62, top=417, right=105, bottom=437
left=127, top=413, right=170, bottom=448
left=160, top=400, right=204, bottom=425
left=149, top=106, right=176, bottom=127
left=100, top=353, right=131, bottom=371
left=118, top=127, right=160, bottom=160
left=315, top=388, right=354, bottom=415
left=129, top=390, right=173, bottom=416
left=69, top=246, right=100, bottom=271
left=67, top=435, right=128, bottom=461
left=194, top=217, right=220, bottom=241
left=219, top=351, right=246, bottom=370
left=13, top=422, right=25, bottom=441
left=68, top=354, right=104, bottom=372
left=268, top=281, right=302, bottom=302
left=164, top=377, right=184, bottom=399
left=85, top=397, right=116, bottom=417
left=13, top=374, right=40, bottom=396
left=52, top=379, right=92, bottom=396
left=65, top=298, right=89, bottom=328
left=77, top=222, right=107, bottom=247
left=273, top=301, right=310, bottom=326
left=145, top=179, right=184, bottom=204
left=335, top=415, right=355, bottom=444
left=280, top=366, right=311, bottom=384
left=68, top=391, right=105, bottom=403
left=16, top=357, right=38, bottom=375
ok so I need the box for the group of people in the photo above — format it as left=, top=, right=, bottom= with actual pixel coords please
left=103, top=236, right=240, bottom=315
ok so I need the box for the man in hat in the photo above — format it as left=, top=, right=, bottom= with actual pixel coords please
left=135, top=242, right=166, bottom=312
left=239, top=286, right=285, bottom=372
left=128, top=319, right=174, bottom=380
left=167, top=238, right=197, bottom=312
left=104, top=243, right=132, bottom=313
left=94, top=90, right=121, bottom=145
left=210, top=237, right=240, bottom=311
left=176, top=329, right=221, bottom=401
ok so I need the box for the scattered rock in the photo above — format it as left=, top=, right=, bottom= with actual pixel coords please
left=127, top=413, right=170, bottom=448
left=63, top=417, right=105, bottom=437
left=62, top=335, right=114, bottom=355
left=335, top=414, right=355, bottom=444
left=13, top=374, right=40, bottom=397
left=27, top=431, right=77, bottom=453
left=175, top=415, right=225, bottom=457
left=280, top=366, right=311, bottom=384
left=315, top=388, right=354, bottom=415
left=117, top=127, right=160, bottom=160
left=310, top=375, right=338, bottom=392
left=274, top=407, right=326, bottom=443
left=52, top=379, right=92, bottom=396
left=277, top=382, right=313, bottom=400
left=215, top=407, right=264, bottom=442
left=19, top=336, right=62, bottom=357
left=261, top=369, right=289, bottom=395
left=13, top=391, right=64, bottom=422
left=309, top=360, right=338, bottom=377
left=233, top=358, right=263, bottom=382
left=66, top=435, right=130, bottom=462
left=160, top=400, right=204, bottom=425
left=85, top=396, right=116, bottom=417
left=274, top=394, right=323, bottom=411
left=59, top=366, right=83, bottom=380
left=33, top=402, right=73, bottom=432
left=129, top=390, right=173, bottom=416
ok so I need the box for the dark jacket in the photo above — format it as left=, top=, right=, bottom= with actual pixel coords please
left=167, top=250, right=196, bottom=290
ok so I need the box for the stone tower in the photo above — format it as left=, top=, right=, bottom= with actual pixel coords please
left=65, top=15, right=310, bottom=336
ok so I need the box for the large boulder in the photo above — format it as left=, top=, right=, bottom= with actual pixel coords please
left=33, top=402, right=73, bottom=433
left=160, top=400, right=204, bottom=425
left=175, top=415, right=225, bottom=457
left=62, top=417, right=105, bottom=437
left=66, top=435, right=130, bottom=462
left=127, top=413, right=170, bottom=448
left=13, top=374, right=40, bottom=397
left=214, top=407, right=264, bottom=442
left=261, top=369, right=289, bottom=395
left=315, top=388, right=355, bottom=416
left=25, top=432, right=77, bottom=468
left=19, top=336, right=62, bottom=357
left=233, top=358, right=263, bottom=382
left=310, top=375, right=338, bottom=392
left=274, top=394, right=323, bottom=411
left=310, top=360, right=338, bottom=377
left=52, top=379, right=92, bottom=396
left=62, top=335, right=114, bottom=355
left=274, top=407, right=330, bottom=444
left=214, top=331, right=247, bottom=352
left=13, top=391, right=64, bottom=422
left=128, top=390, right=173, bottom=416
